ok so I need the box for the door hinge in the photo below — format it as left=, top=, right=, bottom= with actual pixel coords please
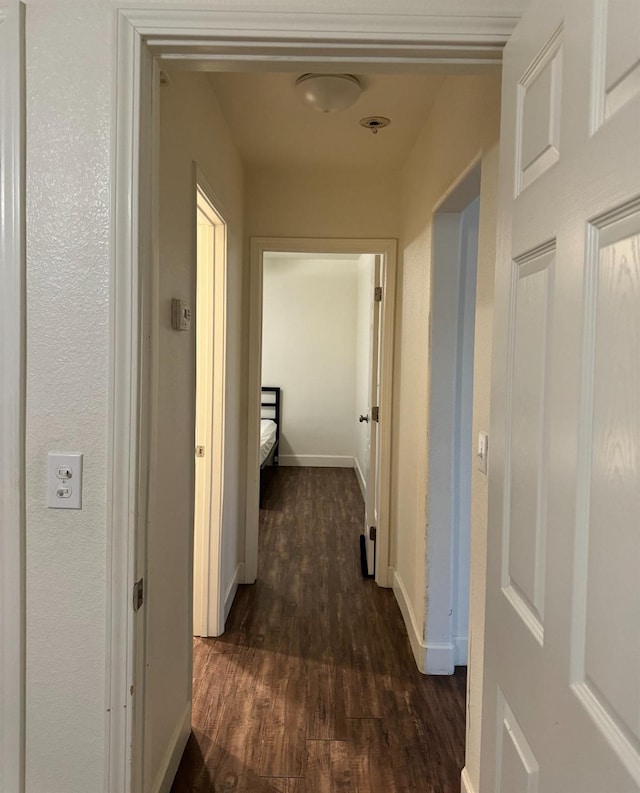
left=195, top=445, right=205, bottom=458
left=371, top=406, right=379, bottom=422
left=133, top=578, right=144, bottom=611
left=369, top=526, right=377, bottom=541
left=374, top=286, right=383, bottom=302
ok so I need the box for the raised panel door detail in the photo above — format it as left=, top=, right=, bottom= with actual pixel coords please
left=573, top=198, right=640, bottom=785
left=502, top=243, right=554, bottom=645
left=496, top=690, right=539, bottom=793
left=592, top=0, right=640, bottom=130
left=516, top=26, right=563, bottom=194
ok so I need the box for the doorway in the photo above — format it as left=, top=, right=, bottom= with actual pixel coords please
left=424, top=162, right=481, bottom=674
left=192, top=173, right=228, bottom=639
left=257, top=252, right=381, bottom=575
left=109, top=13, right=506, bottom=792
left=246, top=238, right=397, bottom=588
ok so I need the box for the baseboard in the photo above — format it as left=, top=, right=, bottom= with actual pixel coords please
left=152, top=701, right=191, bottom=793
left=279, top=454, right=355, bottom=468
left=461, top=767, right=476, bottom=793
left=224, top=562, right=244, bottom=622
left=354, top=456, right=366, bottom=500
left=454, top=634, right=468, bottom=666
left=391, top=568, right=428, bottom=673
left=391, top=567, right=456, bottom=675
left=425, top=641, right=456, bottom=675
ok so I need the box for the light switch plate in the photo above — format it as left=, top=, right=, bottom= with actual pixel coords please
left=477, top=432, right=488, bottom=475
left=48, top=453, right=83, bottom=509
left=171, top=298, right=192, bottom=331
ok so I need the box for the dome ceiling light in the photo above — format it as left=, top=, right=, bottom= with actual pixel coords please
left=295, top=73, right=362, bottom=113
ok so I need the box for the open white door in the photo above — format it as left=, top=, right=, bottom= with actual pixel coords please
left=193, top=178, right=227, bottom=639
left=363, top=255, right=382, bottom=577
left=0, top=2, right=25, bottom=791
left=481, top=1, right=640, bottom=791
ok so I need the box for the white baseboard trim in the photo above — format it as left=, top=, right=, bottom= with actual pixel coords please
left=224, top=562, right=244, bottom=622
left=391, top=567, right=427, bottom=673
left=454, top=634, right=468, bottom=666
left=152, top=701, right=191, bottom=793
left=461, top=767, right=476, bottom=793
left=279, top=454, right=355, bottom=468
left=354, top=456, right=366, bottom=500
left=391, top=567, right=456, bottom=675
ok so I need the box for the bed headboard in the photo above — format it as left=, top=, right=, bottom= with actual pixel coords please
left=261, top=386, right=281, bottom=438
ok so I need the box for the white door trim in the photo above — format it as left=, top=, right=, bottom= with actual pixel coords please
left=246, top=237, right=397, bottom=589
left=0, top=3, right=25, bottom=792
left=192, top=166, right=228, bottom=639
left=109, top=7, right=519, bottom=790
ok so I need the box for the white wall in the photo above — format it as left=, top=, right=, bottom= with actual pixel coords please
left=25, top=4, right=111, bottom=791
left=354, top=255, right=375, bottom=494
left=424, top=191, right=480, bottom=675
left=390, top=74, right=501, bottom=793
left=261, top=256, right=361, bottom=465
left=452, top=197, right=480, bottom=664
left=145, top=71, right=245, bottom=790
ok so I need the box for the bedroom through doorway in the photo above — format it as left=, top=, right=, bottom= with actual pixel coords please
left=257, top=249, right=382, bottom=575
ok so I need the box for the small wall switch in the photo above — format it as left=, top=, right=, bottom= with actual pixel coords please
left=477, top=432, right=489, bottom=475
left=171, top=298, right=192, bottom=331
left=48, top=453, right=83, bottom=509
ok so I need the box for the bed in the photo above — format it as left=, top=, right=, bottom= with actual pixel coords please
left=260, top=386, right=280, bottom=505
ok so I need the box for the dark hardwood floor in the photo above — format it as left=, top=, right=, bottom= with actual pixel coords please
left=171, top=467, right=466, bottom=793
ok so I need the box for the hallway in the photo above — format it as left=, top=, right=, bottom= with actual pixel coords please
left=172, top=467, right=466, bottom=792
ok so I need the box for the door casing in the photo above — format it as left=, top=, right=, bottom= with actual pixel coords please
left=110, top=6, right=521, bottom=792
left=0, top=3, right=25, bottom=792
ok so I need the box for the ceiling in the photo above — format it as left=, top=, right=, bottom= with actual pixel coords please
left=207, top=71, right=446, bottom=171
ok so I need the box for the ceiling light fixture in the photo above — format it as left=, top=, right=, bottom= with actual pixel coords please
left=295, top=73, right=362, bottom=113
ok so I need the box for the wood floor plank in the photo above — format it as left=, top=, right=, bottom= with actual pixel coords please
left=171, top=467, right=466, bottom=793
left=306, top=740, right=352, bottom=793
left=306, top=660, right=336, bottom=740
left=345, top=718, right=398, bottom=793
left=266, top=777, right=305, bottom=793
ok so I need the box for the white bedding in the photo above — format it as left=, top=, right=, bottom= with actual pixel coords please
left=260, top=419, right=278, bottom=466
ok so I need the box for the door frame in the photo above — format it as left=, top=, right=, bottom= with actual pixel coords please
left=109, top=7, right=520, bottom=791
left=193, top=167, right=229, bottom=639
left=425, top=159, right=481, bottom=674
left=0, top=3, right=25, bottom=792
left=246, top=238, right=397, bottom=588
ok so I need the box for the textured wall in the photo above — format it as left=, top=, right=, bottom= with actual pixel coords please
left=25, top=2, right=111, bottom=792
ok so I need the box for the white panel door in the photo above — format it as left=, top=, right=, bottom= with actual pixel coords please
left=0, top=2, right=25, bottom=792
left=481, top=1, right=640, bottom=791
left=364, top=255, right=382, bottom=576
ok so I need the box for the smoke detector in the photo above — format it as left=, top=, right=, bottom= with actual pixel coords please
left=359, top=116, right=391, bottom=134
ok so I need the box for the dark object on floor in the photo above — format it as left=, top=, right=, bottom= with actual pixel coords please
left=360, top=533, right=374, bottom=579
